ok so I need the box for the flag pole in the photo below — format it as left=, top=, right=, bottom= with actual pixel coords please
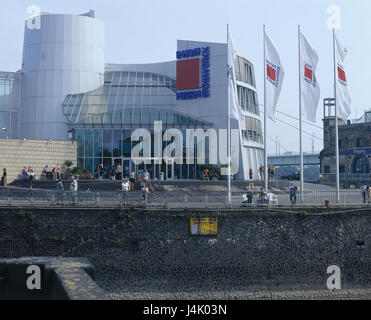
left=227, top=24, right=232, bottom=204
left=333, top=28, right=340, bottom=203
left=298, top=25, right=304, bottom=202
left=263, top=25, right=268, bottom=195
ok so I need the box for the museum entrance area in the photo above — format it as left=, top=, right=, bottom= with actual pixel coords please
left=112, top=157, right=175, bottom=181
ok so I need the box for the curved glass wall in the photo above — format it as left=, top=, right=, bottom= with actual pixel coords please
left=65, top=70, right=214, bottom=180
left=235, top=56, right=256, bottom=88
left=0, top=72, right=21, bottom=138
left=63, top=70, right=211, bottom=128
left=236, top=85, right=259, bottom=116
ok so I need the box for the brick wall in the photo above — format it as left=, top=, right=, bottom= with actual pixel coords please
left=0, top=139, right=77, bottom=183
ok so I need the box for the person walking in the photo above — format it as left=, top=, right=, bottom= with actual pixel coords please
left=1, top=168, right=7, bottom=189
left=141, top=183, right=149, bottom=203
left=28, top=168, right=35, bottom=189
left=97, top=164, right=105, bottom=182
left=257, top=187, right=265, bottom=204
left=366, top=186, right=371, bottom=204
left=22, top=167, right=28, bottom=188
left=117, top=163, right=123, bottom=180
left=70, top=176, right=78, bottom=205
left=110, top=165, right=118, bottom=181
left=129, top=169, right=136, bottom=191
left=289, top=185, right=297, bottom=205
left=259, top=165, right=264, bottom=181
left=121, top=178, right=130, bottom=203
left=247, top=183, right=254, bottom=204
left=56, top=164, right=61, bottom=180
left=56, top=179, right=64, bottom=205
left=361, top=183, right=368, bottom=204
left=249, top=168, right=253, bottom=181
left=143, top=169, right=154, bottom=192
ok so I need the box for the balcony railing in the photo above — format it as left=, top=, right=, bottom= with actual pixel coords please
left=235, top=72, right=255, bottom=87
left=242, top=130, right=263, bottom=144
left=238, top=101, right=259, bottom=116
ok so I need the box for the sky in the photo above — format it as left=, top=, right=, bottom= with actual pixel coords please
left=1, top=0, right=370, bottom=154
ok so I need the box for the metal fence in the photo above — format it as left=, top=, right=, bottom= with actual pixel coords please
left=0, top=188, right=369, bottom=208
left=321, top=173, right=371, bottom=182
left=0, top=189, right=167, bottom=207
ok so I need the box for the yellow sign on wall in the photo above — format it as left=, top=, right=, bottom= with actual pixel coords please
left=190, top=217, right=218, bottom=236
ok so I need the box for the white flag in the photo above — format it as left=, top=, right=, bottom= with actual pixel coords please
left=300, top=31, right=320, bottom=123
left=335, top=33, right=351, bottom=120
left=265, top=32, right=284, bottom=121
left=227, top=30, right=242, bottom=121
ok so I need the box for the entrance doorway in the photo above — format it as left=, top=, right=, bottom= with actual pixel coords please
left=113, top=158, right=133, bottom=179
left=161, top=158, right=174, bottom=180
left=113, top=157, right=175, bottom=180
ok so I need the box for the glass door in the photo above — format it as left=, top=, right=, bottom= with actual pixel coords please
left=166, top=159, right=174, bottom=180
left=122, top=158, right=132, bottom=179
left=113, top=158, right=132, bottom=180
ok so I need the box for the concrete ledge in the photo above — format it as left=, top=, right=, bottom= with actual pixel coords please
left=0, top=257, right=109, bottom=300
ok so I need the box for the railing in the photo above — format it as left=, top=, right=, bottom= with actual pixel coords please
left=0, top=189, right=369, bottom=208
left=239, top=102, right=260, bottom=116
left=0, top=189, right=167, bottom=207
left=235, top=72, right=255, bottom=87
left=242, top=130, right=263, bottom=144
left=321, top=173, right=371, bottom=182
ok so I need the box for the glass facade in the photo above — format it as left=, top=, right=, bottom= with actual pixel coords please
left=235, top=56, right=256, bottom=87
left=242, top=116, right=263, bottom=144
left=63, top=71, right=210, bottom=128
left=237, top=86, right=259, bottom=115
left=66, top=70, right=215, bottom=179
left=74, top=128, right=213, bottom=180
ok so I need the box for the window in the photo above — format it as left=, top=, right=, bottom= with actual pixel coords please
left=243, top=116, right=263, bottom=143
left=353, top=156, right=370, bottom=173
left=339, top=165, right=345, bottom=173
left=356, top=136, right=364, bottom=148
left=236, top=86, right=259, bottom=115
left=339, top=139, right=345, bottom=150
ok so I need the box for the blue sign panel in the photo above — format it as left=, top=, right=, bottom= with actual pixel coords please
left=348, top=148, right=371, bottom=156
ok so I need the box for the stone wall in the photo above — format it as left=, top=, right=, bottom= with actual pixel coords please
left=0, top=208, right=120, bottom=258
left=0, top=139, right=77, bottom=183
left=0, top=207, right=370, bottom=293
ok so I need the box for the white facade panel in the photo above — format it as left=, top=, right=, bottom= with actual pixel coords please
left=19, top=13, right=105, bottom=140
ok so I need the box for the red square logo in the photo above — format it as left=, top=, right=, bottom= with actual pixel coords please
left=267, top=64, right=276, bottom=82
left=304, top=64, right=313, bottom=81
left=337, top=66, right=347, bottom=83
left=176, top=58, right=200, bottom=91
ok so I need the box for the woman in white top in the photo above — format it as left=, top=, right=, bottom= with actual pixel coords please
left=121, top=179, right=130, bottom=203
left=143, top=170, right=153, bottom=192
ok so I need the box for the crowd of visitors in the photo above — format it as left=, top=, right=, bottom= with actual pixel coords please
left=42, top=164, right=61, bottom=180
left=21, top=167, right=35, bottom=188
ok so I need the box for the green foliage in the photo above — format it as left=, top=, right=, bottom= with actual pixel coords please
left=64, top=160, right=73, bottom=169
left=298, top=210, right=308, bottom=217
